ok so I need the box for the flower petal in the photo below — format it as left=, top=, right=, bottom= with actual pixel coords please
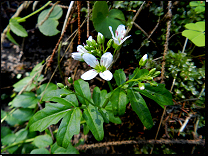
left=72, top=52, right=83, bottom=61
left=81, top=69, right=98, bottom=80
left=119, top=35, right=131, bottom=45
left=99, top=70, right=113, bottom=81
left=116, top=24, right=126, bottom=39
left=88, top=36, right=93, bottom=41
left=82, top=53, right=99, bottom=68
left=100, top=52, right=113, bottom=69
left=109, top=26, right=115, bottom=38
left=77, top=45, right=88, bottom=53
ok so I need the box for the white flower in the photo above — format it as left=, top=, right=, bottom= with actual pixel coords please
left=109, top=24, right=131, bottom=46
left=142, top=54, right=148, bottom=61
left=139, top=54, right=148, bottom=66
left=71, top=45, right=88, bottom=61
left=81, top=52, right=113, bottom=81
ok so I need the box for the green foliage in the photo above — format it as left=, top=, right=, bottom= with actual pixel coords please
left=189, top=1, right=205, bottom=13
left=166, top=50, right=205, bottom=101
left=182, top=21, right=205, bottom=47
left=9, top=18, right=28, bottom=37
left=92, top=1, right=125, bottom=38
left=33, top=135, right=53, bottom=148
left=30, top=148, right=50, bottom=154
left=37, top=5, right=63, bottom=36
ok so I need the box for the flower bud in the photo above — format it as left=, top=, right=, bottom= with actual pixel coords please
left=97, top=32, right=105, bottom=44
left=152, top=71, right=161, bottom=78
left=139, top=82, right=145, bottom=90
left=68, top=77, right=73, bottom=83
left=149, top=68, right=156, bottom=75
left=91, top=39, right=97, bottom=47
left=139, top=54, right=148, bottom=67
left=86, top=40, right=92, bottom=46
left=149, top=81, right=158, bottom=87
left=107, top=39, right=113, bottom=48
left=60, top=94, right=67, bottom=98
left=145, top=76, right=153, bottom=81
left=57, top=83, right=64, bottom=88
left=84, top=45, right=91, bottom=51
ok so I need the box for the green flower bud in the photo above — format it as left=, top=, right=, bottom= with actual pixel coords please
left=97, top=32, right=105, bottom=44
left=139, top=54, right=148, bottom=67
left=86, top=40, right=92, bottom=46
left=149, top=81, right=158, bottom=87
left=57, top=83, right=64, bottom=88
left=149, top=68, right=156, bottom=75
left=60, top=94, right=67, bottom=98
left=145, top=76, right=153, bottom=81
left=68, top=77, right=73, bottom=83
left=138, top=82, right=145, bottom=90
left=91, top=39, right=97, bottom=47
left=107, top=39, right=113, bottom=48
left=84, top=45, right=91, bottom=51
left=152, top=71, right=161, bottom=78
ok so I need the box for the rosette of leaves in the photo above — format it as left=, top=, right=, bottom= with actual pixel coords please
left=92, top=1, right=125, bottom=38
left=37, top=5, right=63, bottom=36
left=165, top=50, right=205, bottom=100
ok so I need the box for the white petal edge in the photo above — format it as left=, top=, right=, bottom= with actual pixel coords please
left=81, top=69, right=98, bottom=80
left=109, top=26, right=115, bottom=38
left=119, top=35, right=131, bottom=45
left=99, top=70, right=113, bottom=81
left=77, top=45, right=88, bottom=53
left=100, top=52, right=113, bottom=69
left=72, top=52, right=83, bottom=61
left=82, top=53, right=99, bottom=68
left=88, top=36, right=93, bottom=41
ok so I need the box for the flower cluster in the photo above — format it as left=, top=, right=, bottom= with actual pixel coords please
left=71, top=24, right=131, bottom=81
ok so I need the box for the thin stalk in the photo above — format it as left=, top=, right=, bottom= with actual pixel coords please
left=17, top=1, right=52, bottom=22
left=107, top=81, right=113, bottom=91
left=1, top=108, right=17, bottom=123
left=1, top=138, right=34, bottom=152
left=57, top=41, right=64, bottom=81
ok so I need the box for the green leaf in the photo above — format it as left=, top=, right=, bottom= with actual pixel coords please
left=42, top=88, right=73, bottom=101
left=128, top=68, right=149, bottom=87
left=83, top=104, right=104, bottom=141
left=11, top=92, right=39, bottom=108
left=74, top=79, right=92, bottom=105
left=36, top=83, right=57, bottom=97
left=1, top=126, right=12, bottom=138
left=127, top=89, right=153, bottom=129
left=133, top=83, right=173, bottom=108
left=15, top=129, right=28, bottom=142
left=1, top=109, right=7, bottom=119
left=93, top=87, right=101, bottom=107
left=49, top=94, right=78, bottom=107
left=1, top=133, right=16, bottom=145
left=7, top=145, right=19, bottom=154
left=114, top=69, right=126, bottom=86
left=100, top=89, right=108, bottom=107
left=106, top=110, right=122, bottom=124
left=5, top=113, right=24, bottom=126
left=30, top=148, right=50, bottom=154
left=98, top=108, right=109, bottom=123
left=83, top=123, right=90, bottom=135
left=38, top=5, right=63, bottom=36
left=52, top=142, right=79, bottom=154
left=9, top=18, right=28, bottom=37
left=13, top=108, right=34, bottom=121
left=33, top=134, right=53, bottom=148
left=57, top=107, right=82, bottom=148
left=110, top=88, right=129, bottom=116
left=92, top=1, right=125, bottom=38
left=13, top=77, right=36, bottom=92
left=6, top=29, right=19, bottom=45
left=182, top=21, right=205, bottom=47
left=29, top=103, right=71, bottom=132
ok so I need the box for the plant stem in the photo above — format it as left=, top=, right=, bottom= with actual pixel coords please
left=107, top=81, right=113, bottom=91
left=18, top=1, right=52, bottom=22
left=1, top=138, right=34, bottom=153
left=57, top=41, right=64, bottom=81
left=1, top=108, right=17, bottom=123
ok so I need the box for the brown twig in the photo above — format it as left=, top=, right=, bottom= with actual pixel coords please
left=150, top=106, right=166, bottom=154
left=49, top=3, right=69, bottom=9
left=76, top=138, right=205, bottom=151
left=160, top=1, right=172, bottom=83
left=87, top=1, right=90, bottom=38
left=37, top=1, right=60, bottom=27
left=77, top=1, right=81, bottom=45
